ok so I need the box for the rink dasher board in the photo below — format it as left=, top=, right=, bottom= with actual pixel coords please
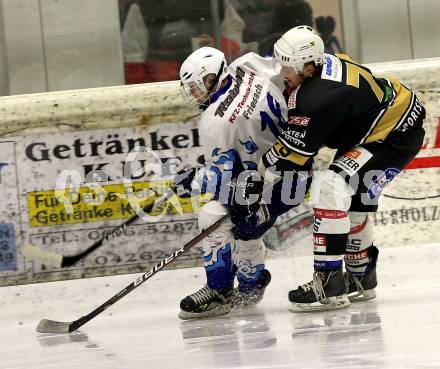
left=0, top=113, right=439, bottom=287
left=0, top=57, right=439, bottom=286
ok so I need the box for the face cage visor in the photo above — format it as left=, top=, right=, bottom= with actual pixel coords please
left=180, top=60, right=226, bottom=111
left=180, top=81, right=210, bottom=110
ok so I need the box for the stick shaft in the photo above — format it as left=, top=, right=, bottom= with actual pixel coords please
left=69, top=213, right=230, bottom=332
left=61, top=192, right=171, bottom=267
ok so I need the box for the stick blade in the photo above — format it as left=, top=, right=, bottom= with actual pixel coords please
left=36, top=319, right=74, bottom=334
left=20, top=243, right=63, bottom=268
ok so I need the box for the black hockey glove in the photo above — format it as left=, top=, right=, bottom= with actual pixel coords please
left=172, top=167, right=197, bottom=198
left=259, top=147, right=289, bottom=178
left=232, top=201, right=271, bottom=240
left=230, top=170, right=264, bottom=224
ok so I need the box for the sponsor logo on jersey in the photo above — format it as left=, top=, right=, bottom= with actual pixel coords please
left=313, top=234, right=327, bottom=253
left=325, top=58, right=332, bottom=75
left=242, top=83, right=263, bottom=120
left=367, top=168, right=400, bottom=199
left=321, top=54, right=342, bottom=82
left=282, top=128, right=307, bottom=147
left=288, top=115, right=310, bottom=126
left=332, top=147, right=373, bottom=176
left=228, top=71, right=262, bottom=123
left=395, top=95, right=425, bottom=132
left=215, top=67, right=246, bottom=118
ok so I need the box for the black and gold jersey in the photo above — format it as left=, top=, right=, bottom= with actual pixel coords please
left=273, top=53, right=425, bottom=167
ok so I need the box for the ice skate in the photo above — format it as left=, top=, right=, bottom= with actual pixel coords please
left=179, top=285, right=232, bottom=320
left=232, top=269, right=271, bottom=308
left=345, top=246, right=379, bottom=302
left=288, top=268, right=350, bottom=312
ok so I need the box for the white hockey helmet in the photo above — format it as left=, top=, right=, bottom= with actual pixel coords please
left=180, top=47, right=229, bottom=109
left=273, top=25, right=324, bottom=73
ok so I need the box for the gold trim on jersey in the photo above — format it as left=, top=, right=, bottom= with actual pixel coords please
left=346, top=63, right=384, bottom=102
left=336, top=54, right=414, bottom=144
left=335, top=53, right=355, bottom=62
left=362, top=78, right=413, bottom=144
left=337, top=54, right=385, bottom=103
left=273, top=141, right=310, bottom=166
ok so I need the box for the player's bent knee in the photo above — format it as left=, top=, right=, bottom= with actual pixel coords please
left=198, top=201, right=229, bottom=231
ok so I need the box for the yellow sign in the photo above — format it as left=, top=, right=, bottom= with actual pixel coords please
left=27, top=181, right=210, bottom=227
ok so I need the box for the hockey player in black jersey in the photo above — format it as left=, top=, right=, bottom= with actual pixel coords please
left=258, top=26, right=426, bottom=312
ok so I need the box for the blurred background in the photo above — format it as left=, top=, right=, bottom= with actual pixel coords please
left=0, top=0, right=439, bottom=96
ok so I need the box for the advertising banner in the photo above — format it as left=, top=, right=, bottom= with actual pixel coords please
left=1, top=122, right=205, bottom=286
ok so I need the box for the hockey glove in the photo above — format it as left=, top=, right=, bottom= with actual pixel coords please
left=230, top=170, right=264, bottom=224
left=232, top=201, right=271, bottom=240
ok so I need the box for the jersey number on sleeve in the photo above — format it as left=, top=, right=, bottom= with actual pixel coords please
left=346, top=62, right=384, bottom=102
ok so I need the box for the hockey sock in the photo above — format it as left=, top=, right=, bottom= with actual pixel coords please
left=233, top=238, right=265, bottom=289
left=344, top=212, right=374, bottom=277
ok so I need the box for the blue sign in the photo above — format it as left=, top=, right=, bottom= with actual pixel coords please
left=0, top=162, right=8, bottom=184
left=0, top=223, right=17, bottom=272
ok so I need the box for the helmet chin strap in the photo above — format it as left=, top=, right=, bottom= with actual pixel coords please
left=199, top=61, right=226, bottom=110
left=208, top=61, right=225, bottom=95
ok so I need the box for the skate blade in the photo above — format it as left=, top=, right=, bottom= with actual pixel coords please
left=20, top=243, right=63, bottom=268
left=232, top=300, right=261, bottom=309
left=231, top=295, right=264, bottom=309
left=288, top=294, right=350, bottom=313
left=178, top=304, right=231, bottom=320
left=348, top=288, right=376, bottom=302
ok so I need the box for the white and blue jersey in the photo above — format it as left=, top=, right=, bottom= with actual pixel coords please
left=198, top=52, right=289, bottom=201
left=192, top=53, right=311, bottom=293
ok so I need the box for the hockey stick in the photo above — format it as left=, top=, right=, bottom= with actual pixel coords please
left=36, top=177, right=281, bottom=334
left=21, top=187, right=181, bottom=268
left=36, top=212, right=230, bottom=334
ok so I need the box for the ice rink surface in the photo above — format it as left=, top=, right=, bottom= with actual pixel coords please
left=2, top=242, right=440, bottom=369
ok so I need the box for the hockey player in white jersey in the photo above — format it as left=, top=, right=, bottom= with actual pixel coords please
left=177, top=47, right=311, bottom=319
